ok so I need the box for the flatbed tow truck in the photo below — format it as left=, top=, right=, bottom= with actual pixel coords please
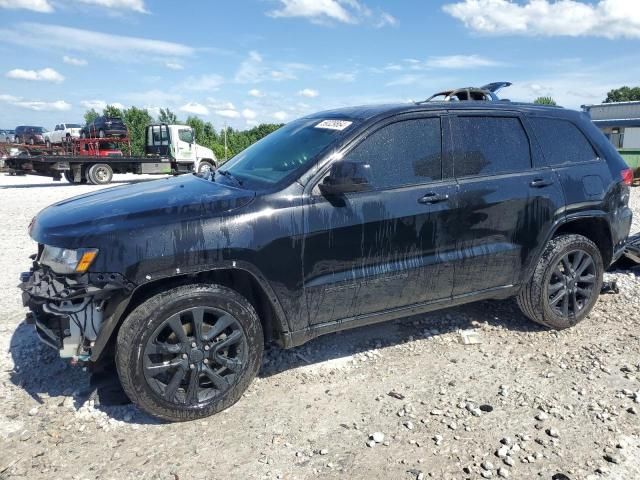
left=1, top=123, right=216, bottom=185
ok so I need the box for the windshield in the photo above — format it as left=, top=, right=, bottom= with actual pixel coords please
left=219, top=117, right=356, bottom=188
left=66, top=124, right=82, bottom=128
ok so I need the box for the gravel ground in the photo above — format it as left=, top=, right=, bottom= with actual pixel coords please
left=0, top=174, right=639, bottom=480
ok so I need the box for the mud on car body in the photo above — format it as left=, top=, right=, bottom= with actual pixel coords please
left=21, top=99, right=633, bottom=421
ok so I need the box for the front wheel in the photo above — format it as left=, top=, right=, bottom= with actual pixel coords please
left=116, top=284, right=264, bottom=421
left=197, top=160, right=215, bottom=174
left=517, top=234, right=603, bottom=329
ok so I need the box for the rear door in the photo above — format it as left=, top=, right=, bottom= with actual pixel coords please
left=448, top=112, right=565, bottom=296
left=302, top=114, right=457, bottom=325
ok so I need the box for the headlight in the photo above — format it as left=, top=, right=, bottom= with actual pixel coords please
left=39, top=246, right=99, bottom=274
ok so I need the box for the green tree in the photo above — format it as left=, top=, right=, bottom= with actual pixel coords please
left=122, top=106, right=153, bottom=156
left=158, top=108, right=179, bottom=124
left=84, top=108, right=99, bottom=124
left=103, top=104, right=123, bottom=118
left=534, top=96, right=557, bottom=106
left=605, top=86, right=640, bottom=103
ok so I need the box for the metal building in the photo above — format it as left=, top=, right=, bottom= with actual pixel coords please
left=582, top=101, right=640, bottom=172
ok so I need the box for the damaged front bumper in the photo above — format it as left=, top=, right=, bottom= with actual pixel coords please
left=19, top=260, right=135, bottom=361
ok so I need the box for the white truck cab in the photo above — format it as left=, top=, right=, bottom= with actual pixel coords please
left=146, top=124, right=216, bottom=173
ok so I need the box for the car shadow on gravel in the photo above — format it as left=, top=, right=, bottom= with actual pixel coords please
left=8, top=298, right=541, bottom=424
left=8, top=322, right=160, bottom=426
left=0, top=178, right=160, bottom=189
left=259, top=298, right=544, bottom=378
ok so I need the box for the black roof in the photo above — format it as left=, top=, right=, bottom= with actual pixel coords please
left=306, top=101, right=581, bottom=124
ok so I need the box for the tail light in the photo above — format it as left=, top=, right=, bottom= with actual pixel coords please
left=621, top=168, right=633, bottom=186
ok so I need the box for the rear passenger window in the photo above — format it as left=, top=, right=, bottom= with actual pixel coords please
left=529, top=117, right=598, bottom=166
left=344, top=118, right=442, bottom=189
left=451, top=116, right=531, bottom=177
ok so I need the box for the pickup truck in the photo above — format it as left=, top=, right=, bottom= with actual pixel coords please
left=44, top=123, right=83, bottom=147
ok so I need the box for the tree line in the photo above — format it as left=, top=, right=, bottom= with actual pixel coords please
left=83, top=106, right=282, bottom=160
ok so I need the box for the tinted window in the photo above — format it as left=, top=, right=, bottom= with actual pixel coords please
left=343, top=118, right=442, bottom=189
left=451, top=116, right=531, bottom=177
left=529, top=117, right=598, bottom=166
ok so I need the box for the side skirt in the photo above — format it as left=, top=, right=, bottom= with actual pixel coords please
left=282, top=285, right=519, bottom=349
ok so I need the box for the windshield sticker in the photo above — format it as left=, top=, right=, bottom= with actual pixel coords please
left=315, top=120, right=353, bottom=131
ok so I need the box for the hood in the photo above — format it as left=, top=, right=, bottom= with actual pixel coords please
left=30, top=174, right=254, bottom=248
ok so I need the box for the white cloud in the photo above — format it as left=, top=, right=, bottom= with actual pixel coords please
left=0, top=94, right=71, bottom=111
left=80, top=100, right=125, bottom=110
left=165, top=62, right=183, bottom=70
left=298, top=88, right=319, bottom=98
left=267, top=0, right=397, bottom=27
left=6, top=67, right=64, bottom=83
left=273, top=111, right=289, bottom=121
left=76, top=0, right=147, bottom=13
left=325, top=72, right=356, bottom=82
left=63, top=55, right=87, bottom=66
left=182, top=74, right=224, bottom=91
left=216, top=109, right=241, bottom=119
left=443, top=0, right=640, bottom=39
left=248, top=89, right=265, bottom=97
left=270, top=70, right=297, bottom=81
left=179, top=102, right=209, bottom=116
left=425, top=54, right=502, bottom=69
left=242, top=108, right=257, bottom=120
left=0, top=0, right=52, bottom=12
left=0, top=23, right=195, bottom=63
left=208, top=100, right=236, bottom=110
left=235, top=51, right=265, bottom=84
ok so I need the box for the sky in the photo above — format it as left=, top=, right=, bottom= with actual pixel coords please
left=1, top=0, right=640, bottom=130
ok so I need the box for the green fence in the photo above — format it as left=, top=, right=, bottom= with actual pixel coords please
left=619, top=149, right=640, bottom=172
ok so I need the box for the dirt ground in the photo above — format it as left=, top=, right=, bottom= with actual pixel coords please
left=0, top=173, right=638, bottom=480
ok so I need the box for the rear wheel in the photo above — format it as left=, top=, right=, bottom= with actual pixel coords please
left=86, top=163, right=113, bottom=185
left=64, top=170, right=87, bottom=184
left=116, top=284, right=263, bottom=421
left=517, top=234, right=603, bottom=329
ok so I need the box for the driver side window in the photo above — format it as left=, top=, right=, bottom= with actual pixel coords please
left=335, top=117, right=442, bottom=191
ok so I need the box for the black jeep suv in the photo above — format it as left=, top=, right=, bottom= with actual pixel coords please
left=21, top=101, right=633, bottom=421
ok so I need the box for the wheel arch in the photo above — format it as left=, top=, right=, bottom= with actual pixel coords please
left=551, top=215, right=613, bottom=267
left=92, top=266, right=290, bottom=363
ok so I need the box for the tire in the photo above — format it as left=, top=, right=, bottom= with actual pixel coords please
left=81, top=132, right=86, bottom=139
left=98, top=129, right=106, bottom=138
left=197, top=160, right=215, bottom=174
left=86, top=163, right=113, bottom=185
left=29, top=137, right=35, bottom=145
left=517, top=234, right=603, bottom=329
left=116, top=284, right=264, bottom=422
left=64, top=170, right=87, bottom=184
left=45, top=140, right=51, bottom=149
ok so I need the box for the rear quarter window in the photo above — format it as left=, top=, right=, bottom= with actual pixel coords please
left=529, top=117, right=598, bottom=166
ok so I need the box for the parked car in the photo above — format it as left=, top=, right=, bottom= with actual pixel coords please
left=20, top=97, right=633, bottom=421
left=14, top=126, right=47, bottom=145
left=0, top=129, right=15, bottom=143
left=80, top=116, right=128, bottom=139
left=44, top=123, right=83, bottom=147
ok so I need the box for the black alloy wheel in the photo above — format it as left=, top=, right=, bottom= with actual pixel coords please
left=142, top=306, right=247, bottom=406
left=547, top=250, right=596, bottom=318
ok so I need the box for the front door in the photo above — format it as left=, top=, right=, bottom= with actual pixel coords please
left=447, top=113, right=565, bottom=296
left=302, top=115, right=457, bottom=326
left=175, top=127, right=196, bottom=163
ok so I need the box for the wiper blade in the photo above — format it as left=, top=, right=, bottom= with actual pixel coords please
left=217, top=169, right=243, bottom=186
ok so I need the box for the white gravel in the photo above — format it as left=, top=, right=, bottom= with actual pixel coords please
left=0, top=173, right=639, bottom=480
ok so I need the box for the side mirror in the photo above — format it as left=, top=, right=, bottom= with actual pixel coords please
left=319, top=160, right=372, bottom=196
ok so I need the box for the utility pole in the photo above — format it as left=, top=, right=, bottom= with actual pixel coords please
left=224, top=122, right=228, bottom=161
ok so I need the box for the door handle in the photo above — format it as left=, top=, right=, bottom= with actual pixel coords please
left=418, top=192, right=449, bottom=204
left=530, top=178, right=554, bottom=188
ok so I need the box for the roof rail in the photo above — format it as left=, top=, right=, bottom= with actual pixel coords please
left=416, top=82, right=512, bottom=104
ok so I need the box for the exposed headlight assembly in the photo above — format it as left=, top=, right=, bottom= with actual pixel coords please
left=39, top=246, right=99, bottom=274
